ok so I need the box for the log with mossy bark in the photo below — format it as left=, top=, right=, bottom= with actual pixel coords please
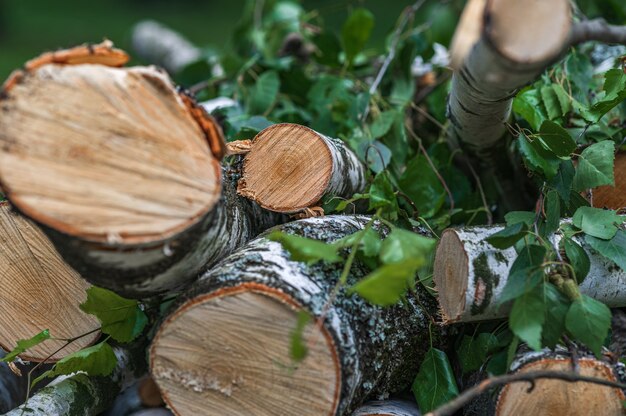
left=448, top=0, right=626, bottom=165
left=462, top=346, right=626, bottom=416
left=432, top=223, right=626, bottom=323
left=0, top=202, right=100, bottom=361
left=150, top=215, right=438, bottom=416
left=237, top=123, right=367, bottom=215
left=353, top=399, right=421, bottom=416
left=0, top=58, right=283, bottom=298
left=5, top=343, right=146, bottom=416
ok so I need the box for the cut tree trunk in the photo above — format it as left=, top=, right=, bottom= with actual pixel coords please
left=433, top=222, right=626, bottom=323
left=591, top=152, right=626, bottom=210
left=237, top=123, right=367, bottom=214
left=498, top=346, right=624, bottom=416
left=150, top=215, right=438, bottom=416
left=131, top=20, right=203, bottom=74
left=0, top=61, right=281, bottom=298
left=353, top=399, right=421, bottom=416
left=0, top=201, right=100, bottom=361
left=5, top=343, right=146, bottom=416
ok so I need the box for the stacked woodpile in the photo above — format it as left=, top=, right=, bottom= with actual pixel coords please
left=0, top=0, right=625, bottom=415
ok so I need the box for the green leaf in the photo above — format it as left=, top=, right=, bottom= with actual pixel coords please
left=572, top=140, right=615, bottom=191
left=399, top=153, right=446, bottom=218
left=584, top=69, right=626, bottom=123
left=312, top=32, right=342, bottom=67
left=341, top=8, right=374, bottom=64
left=518, top=133, right=560, bottom=179
left=268, top=232, right=342, bottom=264
left=513, top=88, right=547, bottom=130
left=412, top=348, right=459, bottom=413
left=540, top=86, right=562, bottom=120
left=80, top=287, right=147, bottom=343
left=552, top=84, right=572, bottom=115
left=505, top=211, right=536, bottom=227
left=544, top=190, right=560, bottom=236
left=542, top=283, right=569, bottom=348
left=539, top=120, right=576, bottom=157
left=565, top=295, right=611, bottom=357
left=351, top=260, right=420, bottom=306
left=334, top=228, right=382, bottom=258
left=485, top=223, right=528, bottom=249
left=457, top=333, right=499, bottom=374
left=572, top=206, right=621, bottom=239
left=248, top=70, right=280, bottom=114
left=500, top=245, right=547, bottom=304
left=370, top=110, right=397, bottom=139
left=563, top=238, right=591, bottom=284
left=509, top=287, right=545, bottom=350
left=586, top=230, right=626, bottom=271
left=379, top=228, right=436, bottom=265
left=289, top=311, right=311, bottom=362
left=1, top=330, right=51, bottom=363
left=369, top=171, right=399, bottom=218
left=33, top=342, right=117, bottom=386
left=550, top=161, right=575, bottom=203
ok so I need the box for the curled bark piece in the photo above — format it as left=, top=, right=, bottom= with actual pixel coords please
left=433, top=223, right=626, bottom=323
left=353, top=399, right=421, bottom=416
left=0, top=202, right=99, bottom=360
left=5, top=344, right=146, bottom=416
left=238, top=123, right=367, bottom=214
left=496, top=347, right=625, bottom=416
left=0, top=59, right=273, bottom=297
left=150, top=216, right=437, bottom=416
left=131, top=20, right=202, bottom=74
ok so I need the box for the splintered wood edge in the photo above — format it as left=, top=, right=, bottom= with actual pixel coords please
left=0, top=64, right=222, bottom=245
left=433, top=229, right=468, bottom=323
left=486, top=0, right=571, bottom=65
left=0, top=201, right=100, bottom=361
left=496, top=358, right=625, bottom=416
left=238, top=123, right=334, bottom=213
left=150, top=282, right=341, bottom=416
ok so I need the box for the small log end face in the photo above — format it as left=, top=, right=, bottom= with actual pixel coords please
left=433, top=229, right=469, bottom=323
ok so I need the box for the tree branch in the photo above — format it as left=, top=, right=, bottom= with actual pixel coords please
left=425, top=369, right=626, bottom=416
left=571, top=18, right=626, bottom=46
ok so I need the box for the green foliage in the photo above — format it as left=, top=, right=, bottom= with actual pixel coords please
left=457, top=333, right=498, bottom=374
left=32, top=342, right=117, bottom=386
left=341, top=8, right=375, bottom=65
left=485, top=222, right=527, bottom=249
left=268, top=231, right=343, bottom=264
left=586, top=230, right=626, bottom=270
left=572, top=141, right=615, bottom=191
left=572, top=206, right=621, bottom=239
left=289, top=311, right=312, bottom=362
left=412, top=348, right=459, bottom=412
left=1, top=330, right=51, bottom=363
left=80, top=287, right=147, bottom=343
left=565, top=295, right=611, bottom=357
left=509, top=286, right=545, bottom=350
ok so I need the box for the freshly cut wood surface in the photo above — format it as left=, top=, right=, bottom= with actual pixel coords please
left=497, top=358, right=624, bottom=415
left=0, top=202, right=99, bottom=361
left=151, top=286, right=340, bottom=416
left=0, top=64, right=221, bottom=244
left=592, top=152, right=626, bottom=210
left=239, top=123, right=334, bottom=212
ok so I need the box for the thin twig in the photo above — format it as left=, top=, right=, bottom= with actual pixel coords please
left=426, top=369, right=626, bottom=416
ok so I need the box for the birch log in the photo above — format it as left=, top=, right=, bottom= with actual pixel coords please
left=433, top=223, right=626, bottom=323
left=0, top=202, right=100, bottom=361
left=448, top=0, right=626, bottom=164
left=0, top=60, right=282, bottom=298
left=237, top=123, right=367, bottom=214
left=5, top=344, right=146, bottom=416
left=150, top=216, right=437, bottom=416
left=353, top=400, right=421, bottom=416
left=0, top=353, right=52, bottom=413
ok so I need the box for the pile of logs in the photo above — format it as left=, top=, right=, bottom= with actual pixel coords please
left=0, top=0, right=625, bottom=415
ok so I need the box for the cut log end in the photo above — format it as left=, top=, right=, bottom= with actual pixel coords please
left=150, top=283, right=340, bottom=416
left=0, top=63, right=221, bottom=245
left=496, top=358, right=625, bottom=416
left=238, top=123, right=334, bottom=213
left=433, top=229, right=468, bottom=323
left=0, top=202, right=99, bottom=361
left=486, top=0, right=571, bottom=64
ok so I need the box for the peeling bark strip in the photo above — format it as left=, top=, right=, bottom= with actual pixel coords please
left=5, top=344, right=146, bottom=416
left=150, top=216, right=437, bottom=416
left=433, top=223, right=626, bottom=323
left=238, top=123, right=367, bottom=213
left=40, top=171, right=285, bottom=298
left=448, top=0, right=572, bottom=161
left=353, top=399, right=421, bottom=416
left=495, top=347, right=626, bottom=416
left=0, top=202, right=99, bottom=361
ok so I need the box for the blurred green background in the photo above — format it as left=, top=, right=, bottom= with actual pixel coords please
left=0, top=0, right=455, bottom=80
left=0, top=0, right=624, bottom=81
